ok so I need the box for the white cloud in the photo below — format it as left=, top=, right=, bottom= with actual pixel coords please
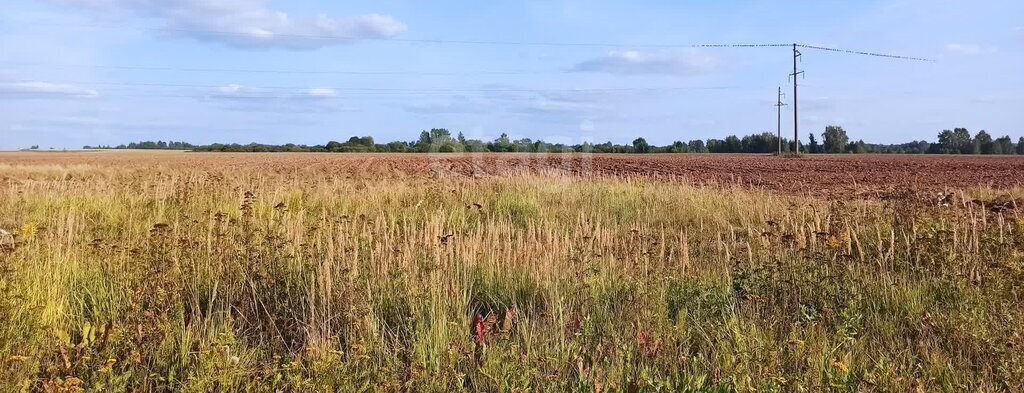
left=0, top=81, right=98, bottom=99
left=307, top=88, right=337, bottom=98
left=218, top=84, right=244, bottom=94
left=570, top=49, right=719, bottom=76
left=59, top=0, right=407, bottom=49
left=206, top=84, right=350, bottom=112
left=211, top=84, right=341, bottom=101
left=943, top=43, right=994, bottom=55
left=212, top=84, right=274, bottom=100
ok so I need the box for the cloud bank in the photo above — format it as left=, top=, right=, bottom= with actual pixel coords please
left=60, top=0, right=407, bottom=49
left=570, top=50, right=719, bottom=76
left=0, top=81, right=98, bottom=99
left=206, top=84, right=353, bottom=112
left=944, top=43, right=985, bottom=55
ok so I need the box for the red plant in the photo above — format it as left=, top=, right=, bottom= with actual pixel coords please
left=473, top=314, right=486, bottom=344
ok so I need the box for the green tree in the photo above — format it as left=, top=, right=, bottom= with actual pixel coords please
left=415, top=131, right=432, bottom=152
left=849, top=140, right=868, bottom=154
left=632, top=137, right=650, bottom=153
left=936, top=128, right=972, bottom=154
left=953, top=128, right=973, bottom=154
left=822, top=125, right=849, bottom=153
left=669, top=141, right=688, bottom=153
left=994, top=136, right=1014, bottom=155
left=740, top=133, right=778, bottom=153
left=385, top=141, right=408, bottom=152
left=429, top=128, right=453, bottom=142
left=1017, top=137, right=1024, bottom=154
left=935, top=130, right=954, bottom=153
left=911, top=141, right=931, bottom=154
left=688, top=140, right=707, bottom=153
left=490, top=133, right=512, bottom=152
left=974, top=130, right=993, bottom=154
left=808, top=133, right=820, bottom=154
left=723, top=135, right=742, bottom=153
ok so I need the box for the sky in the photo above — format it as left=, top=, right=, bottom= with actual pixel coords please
left=1, top=0, right=1022, bottom=149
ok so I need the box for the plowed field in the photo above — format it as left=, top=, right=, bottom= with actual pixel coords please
left=3, top=150, right=1023, bottom=199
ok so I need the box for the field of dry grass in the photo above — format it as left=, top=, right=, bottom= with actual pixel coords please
left=4, top=150, right=1024, bottom=198
left=2, top=152, right=1024, bottom=391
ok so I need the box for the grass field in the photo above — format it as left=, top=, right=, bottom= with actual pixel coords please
left=2, top=152, right=1024, bottom=391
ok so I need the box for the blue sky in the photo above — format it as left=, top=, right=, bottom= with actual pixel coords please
left=1, top=0, right=1022, bottom=149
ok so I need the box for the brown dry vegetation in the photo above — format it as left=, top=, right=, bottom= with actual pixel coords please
left=1, top=152, right=1023, bottom=391
left=3, top=150, right=1023, bottom=199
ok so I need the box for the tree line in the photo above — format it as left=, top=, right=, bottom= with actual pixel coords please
left=83, top=141, right=196, bottom=150
left=810, top=126, right=1024, bottom=155
left=85, top=127, right=1024, bottom=155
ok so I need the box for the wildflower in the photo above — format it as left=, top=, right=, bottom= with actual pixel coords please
left=64, top=376, right=83, bottom=387
left=826, top=235, right=840, bottom=249
left=826, top=232, right=851, bottom=250
left=832, top=359, right=849, bottom=373
left=98, top=358, right=116, bottom=373
left=473, top=313, right=497, bottom=343
left=473, top=314, right=486, bottom=344
left=19, top=223, right=38, bottom=237
left=637, top=331, right=650, bottom=346
left=7, top=355, right=29, bottom=362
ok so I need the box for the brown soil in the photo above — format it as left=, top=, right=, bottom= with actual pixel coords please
left=3, top=151, right=1023, bottom=199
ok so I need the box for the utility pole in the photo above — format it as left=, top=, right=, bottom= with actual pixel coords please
left=790, top=43, right=804, bottom=154
left=774, top=87, right=787, bottom=155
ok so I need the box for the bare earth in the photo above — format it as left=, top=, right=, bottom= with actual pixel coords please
left=3, top=150, right=1024, bottom=199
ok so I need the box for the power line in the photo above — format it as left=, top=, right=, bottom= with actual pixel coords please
left=0, top=43, right=932, bottom=81
left=20, top=22, right=791, bottom=49
left=12, top=21, right=935, bottom=61
left=790, top=44, right=804, bottom=155
left=88, top=25, right=940, bottom=60
left=776, top=42, right=930, bottom=157
left=127, top=25, right=801, bottom=48
left=0, top=62, right=559, bottom=76
left=2, top=79, right=745, bottom=94
left=774, top=87, right=787, bottom=155
left=796, top=44, right=934, bottom=62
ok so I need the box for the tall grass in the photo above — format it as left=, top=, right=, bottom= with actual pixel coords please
left=1, top=164, right=1022, bottom=391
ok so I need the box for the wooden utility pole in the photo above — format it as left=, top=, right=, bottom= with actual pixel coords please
left=791, top=43, right=804, bottom=154
left=774, top=87, right=786, bottom=155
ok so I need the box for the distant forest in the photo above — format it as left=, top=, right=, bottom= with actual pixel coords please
left=83, top=126, right=1024, bottom=155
